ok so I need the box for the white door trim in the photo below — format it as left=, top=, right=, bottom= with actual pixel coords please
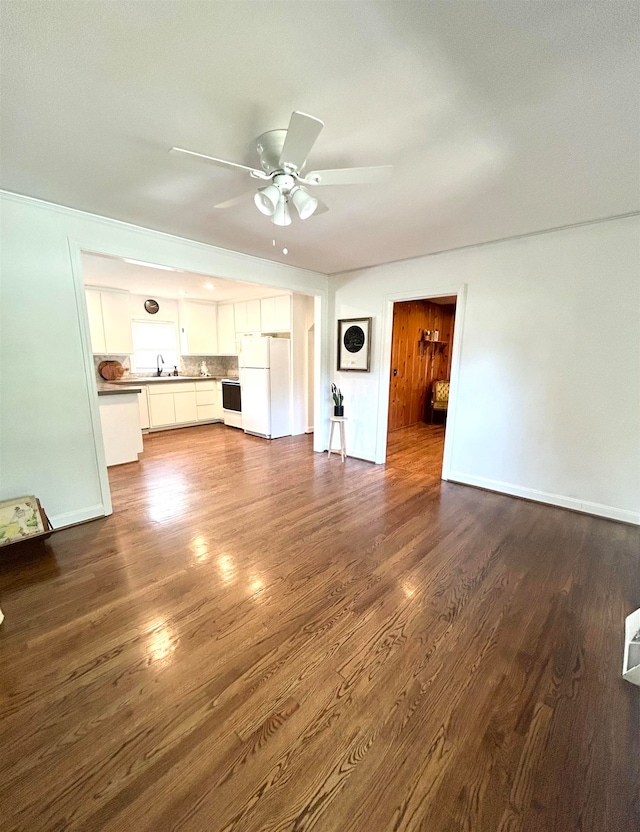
left=67, top=237, right=113, bottom=517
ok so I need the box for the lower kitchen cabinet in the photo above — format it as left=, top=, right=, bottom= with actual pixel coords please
left=98, top=393, right=143, bottom=466
left=197, top=404, right=217, bottom=421
left=196, top=388, right=216, bottom=406
left=174, top=391, right=198, bottom=424
left=138, top=387, right=150, bottom=429
left=149, top=392, right=176, bottom=428
left=145, top=380, right=222, bottom=430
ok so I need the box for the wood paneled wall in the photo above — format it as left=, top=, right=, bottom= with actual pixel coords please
left=388, top=300, right=456, bottom=432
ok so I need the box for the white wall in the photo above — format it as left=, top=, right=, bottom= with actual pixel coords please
left=0, top=192, right=327, bottom=527
left=331, top=216, right=640, bottom=524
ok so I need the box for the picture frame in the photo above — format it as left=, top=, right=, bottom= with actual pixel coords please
left=337, top=317, right=372, bottom=372
left=0, top=496, right=53, bottom=547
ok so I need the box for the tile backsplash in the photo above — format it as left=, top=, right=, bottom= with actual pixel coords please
left=93, top=354, right=238, bottom=382
left=179, top=355, right=238, bottom=378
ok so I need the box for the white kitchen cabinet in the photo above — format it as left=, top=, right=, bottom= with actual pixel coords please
left=174, top=391, right=198, bottom=424
left=145, top=380, right=220, bottom=429
left=100, top=290, right=134, bottom=354
left=86, top=288, right=133, bottom=355
left=274, top=295, right=291, bottom=331
left=234, top=300, right=261, bottom=334
left=246, top=299, right=261, bottom=332
left=197, top=404, right=217, bottom=421
left=149, top=393, right=175, bottom=427
left=86, top=289, right=106, bottom=353
left=195, top=380, right=220, bottom=422
left=260, top=295, right=291, bottom=332
left=217, top=303, right=236, bottom=354
left=260, top=297, right=276, bottom=332
left=234, top=301, right=247, bottom=333
left=196, top=389, right=216, bottom=406
left=137, top=385, right=150, bottom=430
left=180, top=300, right=218, bottom=355
left=98, top=393, right=143, bottom=466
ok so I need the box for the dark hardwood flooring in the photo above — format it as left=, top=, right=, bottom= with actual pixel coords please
left=1, top=423, right=638, bottom=831
left=387, top=421, right=446, bottom=477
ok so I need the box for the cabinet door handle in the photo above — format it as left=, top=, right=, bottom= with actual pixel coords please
left=393, top=368, right=398, bottom=376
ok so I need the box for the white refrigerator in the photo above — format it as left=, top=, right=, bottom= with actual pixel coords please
left=239, top=337, right=291, bottom=439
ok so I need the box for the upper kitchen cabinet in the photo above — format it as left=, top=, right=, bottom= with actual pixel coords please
left=217, top=303, right=236, bottom=354
left=180, top=300, right=218, bottom=355
left=86, top=288, right=133, bottom=354
left=234, top=299, right=261, bottom=334
left=86, top=288, right=106, bottom=353
left=246, top=299, right=261, bottom=332
left=261, top=295, right=291, bottom=332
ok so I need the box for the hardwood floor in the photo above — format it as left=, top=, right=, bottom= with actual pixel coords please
left=387, top=421, right=445, bottom=477
left=1, top=424, right=638, bottom=831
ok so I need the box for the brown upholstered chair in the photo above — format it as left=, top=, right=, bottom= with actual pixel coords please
left=429, top=380, right=450, bottom=423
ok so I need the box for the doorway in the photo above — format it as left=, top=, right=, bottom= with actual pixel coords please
left=386, top=296, right=457, bottom=473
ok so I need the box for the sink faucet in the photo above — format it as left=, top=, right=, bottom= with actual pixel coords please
left=156, top=354, right=165, bottom=376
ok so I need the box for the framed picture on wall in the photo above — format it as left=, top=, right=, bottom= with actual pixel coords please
left=337, top=317, right=372, bottom=372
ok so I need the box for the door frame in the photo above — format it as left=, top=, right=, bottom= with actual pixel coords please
left=67, top=236, right=330, bottom=518
left=375, top=283, right=467, bottom=480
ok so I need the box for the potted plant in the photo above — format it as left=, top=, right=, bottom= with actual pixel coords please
left=331, top=383, right=344, bottom=417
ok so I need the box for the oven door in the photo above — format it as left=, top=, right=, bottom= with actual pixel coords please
left=221, top=381, right=241, bottom=413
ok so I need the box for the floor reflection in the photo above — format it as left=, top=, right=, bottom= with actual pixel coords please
left=145, top=619, right=178, bottom=667
left=217, top=554, right=235, bottom=584
left=189, top=534, right=209, bottom=563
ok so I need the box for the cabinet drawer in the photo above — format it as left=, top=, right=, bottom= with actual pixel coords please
left=196, top=390, right=216, bottom=406
left=195, top=380, right=215, bottom=391
left=148, top=382, right=196, bottom=395
left=197, top=404, right=218, bottom=421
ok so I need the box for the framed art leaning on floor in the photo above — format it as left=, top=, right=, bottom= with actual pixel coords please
left=337, top=317, right=372, bottom=372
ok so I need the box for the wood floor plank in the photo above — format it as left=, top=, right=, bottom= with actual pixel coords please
left=0, top=421, right=638, bottom=831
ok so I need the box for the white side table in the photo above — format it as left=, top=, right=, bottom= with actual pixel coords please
left=328, top=416, right=347, bottom=462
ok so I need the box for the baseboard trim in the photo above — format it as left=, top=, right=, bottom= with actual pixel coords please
left=446, top=472, right=640, bottom=525
left=50, top=504, right=109, bottom=529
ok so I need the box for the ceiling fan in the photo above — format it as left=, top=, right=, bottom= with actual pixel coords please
left=170, top=111, right=392, bottom=226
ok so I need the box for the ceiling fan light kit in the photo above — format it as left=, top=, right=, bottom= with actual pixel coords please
left=272, top=197, right=292, bottom=227
left=171, top=110, right=392, bottom=228
left=254, top=183, right=280, bottom=216
left=291, top=186, right=318, bottom=220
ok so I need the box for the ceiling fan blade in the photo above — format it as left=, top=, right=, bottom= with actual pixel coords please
left=313, top=197, right=330, bottom=216
left=171, top=147, right=263, bottom=177
left=279, top=111, right=324, bottom=171
left=305, top=165, right=393, bottom=186
left=213, top=190, right=254, bottom=209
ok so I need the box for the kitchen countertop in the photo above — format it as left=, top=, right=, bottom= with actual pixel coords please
left=108, top=375, right=237, bottom=384
left=97, top=383, right=143, bottom=396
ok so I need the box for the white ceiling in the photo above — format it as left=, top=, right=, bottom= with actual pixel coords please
left=2, top=2, right=638, bottom=275
left=81, top=252, right=289, bottom=302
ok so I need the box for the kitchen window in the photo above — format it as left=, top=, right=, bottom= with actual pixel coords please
left=131, top=320, right=178, bottom=373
